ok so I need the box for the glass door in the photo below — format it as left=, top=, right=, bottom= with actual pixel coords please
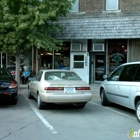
left=94, top=54, right=105, bottom=82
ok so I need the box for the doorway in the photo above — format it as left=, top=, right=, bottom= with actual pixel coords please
left=94, top=54, right=105, bottom=82
left=90, top=53, right=105, bottom=84
left=70, top=52, right=89, bottom=83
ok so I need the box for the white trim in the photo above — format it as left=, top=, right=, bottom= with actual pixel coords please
left=92, top=44, right=105, bottom=51
left=71, top=43, right=82, bottom=51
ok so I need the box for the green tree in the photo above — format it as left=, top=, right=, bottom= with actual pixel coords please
left=0, top=0, right=75, bottom=86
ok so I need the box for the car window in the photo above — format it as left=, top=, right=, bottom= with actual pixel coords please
left=35, top=71, right=43, bottom=81
left=134, top=65, right=140, bottom=81
left=44, top=71, right=82, bottom=81
left=119, top=64, right=139, bottom=81
left=109, top=66, right=123, bottom=81
left=0, top=69, right=13, bottom=80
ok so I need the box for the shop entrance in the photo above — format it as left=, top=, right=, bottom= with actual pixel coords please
left=71, top=52, right=89, bottom=83
left=94, top=54, right=105, bottom=82
left=90, top=53, right=105, bottom=84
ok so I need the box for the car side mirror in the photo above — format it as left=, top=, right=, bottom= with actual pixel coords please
left=103, top=75, right=108, bottom=79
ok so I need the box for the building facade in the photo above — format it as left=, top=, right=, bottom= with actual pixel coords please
left=1, top=0, right=140, bottom=84
left=53, top=0, right=140, bottom=84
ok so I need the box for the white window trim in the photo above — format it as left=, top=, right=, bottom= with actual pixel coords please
left=106, top=0, right=119, bottom=11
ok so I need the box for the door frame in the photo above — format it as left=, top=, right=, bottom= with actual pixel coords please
left=89, top=53, right=106, bottom=84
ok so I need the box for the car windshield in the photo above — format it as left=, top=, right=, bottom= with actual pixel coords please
left=0, top=69, right=13, bottom=80
left=44, top=71, right=82, bottom=81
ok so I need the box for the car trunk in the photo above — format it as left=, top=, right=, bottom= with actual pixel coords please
left=44, top=80, right=90, bottom=94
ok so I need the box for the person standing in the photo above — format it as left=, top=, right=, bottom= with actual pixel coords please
left=21, top=68, right=30, bottom=84
left=58, top=61, right=65, bottom=69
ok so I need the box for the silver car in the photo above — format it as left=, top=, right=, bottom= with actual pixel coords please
left=100, top=62, right=140, bottom=123
left=28, top=70, right=92, bottom=109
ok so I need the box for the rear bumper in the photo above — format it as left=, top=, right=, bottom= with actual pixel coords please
left=40, top=93, right=93, bottom=103
left=0, top=89, right=18, bottom=100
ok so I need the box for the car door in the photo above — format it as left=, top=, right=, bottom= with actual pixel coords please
left=112, top=64, right=139, bottom=107
left=129, top=64, right=140, bottom=109
left=31, top=71, right=43, bottom=98
left=104, top=66, right=124, bottom=102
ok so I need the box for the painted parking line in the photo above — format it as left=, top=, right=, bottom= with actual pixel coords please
left=24, top=95, right=57, bottom=134
left=89, top=101, right=136, bottom=120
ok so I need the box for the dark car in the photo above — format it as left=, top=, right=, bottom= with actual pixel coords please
left=0, top=68, right=18, bottom=104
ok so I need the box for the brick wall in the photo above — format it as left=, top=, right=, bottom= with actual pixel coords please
left=131, top=39, right=140, bottom=61
left=79, top=0, right=140, bottom=13
left=80, top=0, right=104, bottom=13
left=121, top=0, right=140, bottom=11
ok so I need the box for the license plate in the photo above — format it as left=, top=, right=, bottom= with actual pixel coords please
left=64, top=87, right=75, bottom=93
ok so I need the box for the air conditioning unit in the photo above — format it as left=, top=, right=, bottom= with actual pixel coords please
left=71, top=43, right=82, bottom=51
left=92, top=44, right=104, bottom=51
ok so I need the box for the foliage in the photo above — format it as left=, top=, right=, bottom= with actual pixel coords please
left=0, top=0, right=75, bottom=85
left=0, top=0, right=75, bottom=54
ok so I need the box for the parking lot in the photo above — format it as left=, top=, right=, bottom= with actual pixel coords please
left=0, top=84, right=139, bottom=140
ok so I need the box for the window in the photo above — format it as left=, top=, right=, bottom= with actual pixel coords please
left=109, top=66, right=123, bottom=81
left=73, top=55, right=84, bottom=68
left=70, top=0, right=79, bottom=12
left=106, top=0, right=118, bottom=10
left=108, top=39, right=127, bottom=74
left=119, top=64, right=139, bottom=81
left=134, top=65, right=140, bottom=81
left=35, top=71, right=43, bottom=81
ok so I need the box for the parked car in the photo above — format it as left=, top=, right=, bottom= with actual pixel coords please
left=100, top=61, right=140, bottom=123
left=6, top=65, right=22, bottom=78
left=0, top=68, right=18, bottom=104
left=62, top=67, right=70, bottom=70
left=28, top=69, right=92, bottom=109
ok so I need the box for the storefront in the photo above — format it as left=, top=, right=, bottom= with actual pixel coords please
left=38, top=41, right=70, bottom=70
left=89, top=39, right=127, bottom=84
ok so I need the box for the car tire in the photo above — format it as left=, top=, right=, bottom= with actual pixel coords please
left=100, top=89, right=108, bottom=106
left=11, top=98, right=17, bottom=105
left=37, top=94, right=45, bottom=109
left=28, top=88, right=33, bottom=99
left=136, top=100, right=140, bottom=123
left=74, top=103, right=86, bottom=108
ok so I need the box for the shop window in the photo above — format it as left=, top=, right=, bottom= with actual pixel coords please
left=7, top=54, right=15, bottom=66
left=70, top=0, right=79, bottom=13
left=0, top=52, right=1, bottom=68
left=108, top=39, right=127, bottom=74
left=39, top=42, right=70, bottom=69
left=106, top=0, right=118, bottom=11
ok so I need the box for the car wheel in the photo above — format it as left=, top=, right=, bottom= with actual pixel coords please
left=28, top=88, right=33, bottom=99
left=100, top=89, right=108, bottom=106
left=136, top=100, right=140, bottom=123
left=37, top=94, right=45, bottom=109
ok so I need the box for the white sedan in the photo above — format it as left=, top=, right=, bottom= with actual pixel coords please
left=28, top=70, right=93, bottom=109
